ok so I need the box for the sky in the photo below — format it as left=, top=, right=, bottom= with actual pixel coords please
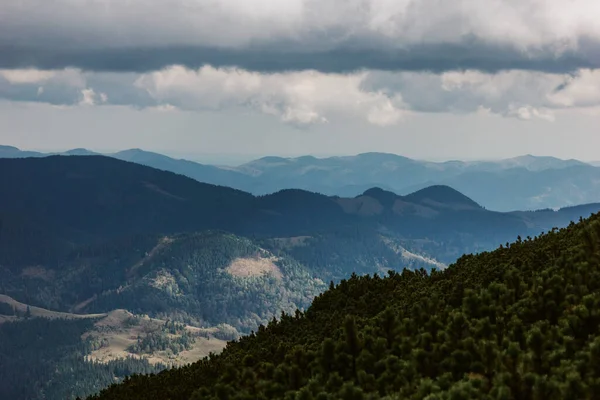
left=1, top=0, right=600, bottom=162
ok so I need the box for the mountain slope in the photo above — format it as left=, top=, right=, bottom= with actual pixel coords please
left=403, top=184, right=482, bottom=210
left=0, top=155, right=255, bottom=263
left=1, top=230, right=325, bottom=332
left=111, top=149, right=251, bottom=190
left=90, top=211, right=600, bottom=400
left=79, top=231, right=326, bottom=332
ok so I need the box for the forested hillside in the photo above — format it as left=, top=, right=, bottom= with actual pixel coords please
left=92, top=212, right=600, bottom=399
left=0, top=317, right=165, bottom=400
left=1, top=231, right=326, bottom=333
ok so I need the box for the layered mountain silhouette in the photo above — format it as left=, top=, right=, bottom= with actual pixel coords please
left=1, top=155, right=599, bottom=270
left=2, top=145, right=599, bottom=211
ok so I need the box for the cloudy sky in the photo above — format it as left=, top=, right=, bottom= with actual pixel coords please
left=1, top=0, right=600, bottom=162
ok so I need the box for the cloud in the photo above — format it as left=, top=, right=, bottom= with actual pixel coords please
left=547, top=69, right=600, bottom=108
left=1, top=65, right=599, bottom=125
left=133, top=65, right=407, bottom=125
left=0, top=68, right=153, bottom=108
left=1, top=0, right=600, bottom=73
left=0, top=69, right=56, bottom=84
left=79, top=88, right=108, bottom=106
left=362, top=68, right=600, bottom=120
left=0, top=68, right=85, bottom=87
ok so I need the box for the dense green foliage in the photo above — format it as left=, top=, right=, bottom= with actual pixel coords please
left=80, top=232, right=325, bottom=331
left=0, top=317, right=166, bottom=400
left=127, top=330, right=195, bottom=355
left=92, top=212, right=600, bottom=400
left=127, top=319, right=196, bottom=355
left=263, top=230, right=434, bottom=281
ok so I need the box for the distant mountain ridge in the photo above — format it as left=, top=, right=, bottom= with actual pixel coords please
left=2, top=145, right=600, bottom=211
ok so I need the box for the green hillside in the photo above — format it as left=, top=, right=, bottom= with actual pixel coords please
left=91, top=213, right=600, bottom=400
left=0, top=317, right=165, bottom=400
left=2, top=232, right=326, bottom=333
left=82, top=232, right=326, bottom=332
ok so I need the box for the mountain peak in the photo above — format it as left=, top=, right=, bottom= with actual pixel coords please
left=404, top=185, right=482, bottom=209
left=354, top=152, right=412, bottom=162
left=0, top=145, right=21, bottom=152
left=63, top=148, right=96, bottom=156
left=116, top=148, right=145, bottom=155
left=361, top=187, right=399, bottom=208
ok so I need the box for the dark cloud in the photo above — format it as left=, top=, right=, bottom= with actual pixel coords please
left=1, top=40, right=598, bottom=74
left=3, top=0, right=600, bottom=74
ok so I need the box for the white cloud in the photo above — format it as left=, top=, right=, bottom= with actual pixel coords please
left=147, top=104, right=178, bottom=112
left=506, top=105, right=555, bottom=122
left=0, top=69, right=56, bottom=84
left=364, top=68, right=600, bottom=121
left=547, top=69, right=600, bottom=108
left=79, top=88, right=107, bottom=106
left=0, top=68, right=86, bottom=87
left=134, top=65, right=408, bottom=126
left=1, top=64, right=600, bottom=125
left=79, top=89, right=96, bottom=106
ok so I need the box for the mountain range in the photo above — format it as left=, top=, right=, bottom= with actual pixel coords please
left=2, top=145, right=600, bottom=211
left=1, top=154, right=600, bottom=399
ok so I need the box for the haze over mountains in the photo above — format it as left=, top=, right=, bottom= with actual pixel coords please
left=2, top=145, right=599, bottom=212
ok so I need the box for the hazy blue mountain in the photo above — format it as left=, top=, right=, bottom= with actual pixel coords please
left=61, top=148, right=100, bottom=156
left=403, top=165, right=600, bottom=211
left=110, top=148, right=252, bottom=190
left=0, top=145, right=45, bottom=158
left=2, top=145, right=600, bottom=211
left=233, top=153, right=600, bottom=210
left=464, top=154, right=587, bottom=172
